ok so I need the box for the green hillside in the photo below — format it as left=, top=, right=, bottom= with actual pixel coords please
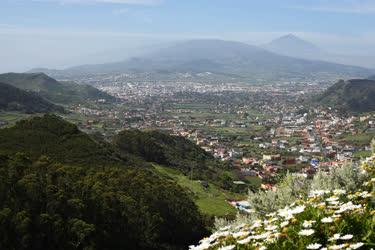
left=314, top=79, right=375, bottom=113
left=0, top=114, right=121, bottom=166
left=154, top=165, right=239, bottom=217
left=0, top=115, right=248, bottom=220
left=0, top=73, right=116, bottom=104
left=0, top=82, right=64, bottom=113
left=0, top=115, right=209, bottom=249
left=114, top=129, right=213, bottom=173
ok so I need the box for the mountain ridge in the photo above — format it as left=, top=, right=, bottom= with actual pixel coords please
left=29, top=39, right=375, bottom=81
left=0, top=72, right=116, bottom=104
left=314, top=78, right=375, bottom=113
left=0, top=82, right=64, bottom=113
left=263, top=34, right=375, bottom=69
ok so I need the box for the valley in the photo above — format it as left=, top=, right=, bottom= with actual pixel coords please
left=1, top=0, right=375, bottom=249
left=2, top=73, right=373, bottom=222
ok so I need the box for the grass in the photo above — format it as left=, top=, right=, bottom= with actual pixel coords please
left=285, top=136, right=304, bottom=145
left=0, top=111, right=88, bottom=128
left=0, top=112, right=40, bottom=127
left=199, top=127, right=250, bottom=137
left=153, top=165, right=239, bottom=217
left=353, top=150, right=372, bottom=158
left=341, top=133, right=375, bottom=146
left=244, top=176, right=262, bottom=188
left=62, top=112, right=88, bottom=124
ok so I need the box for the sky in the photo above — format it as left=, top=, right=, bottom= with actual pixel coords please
left=1, top=0, right=375, bottom=72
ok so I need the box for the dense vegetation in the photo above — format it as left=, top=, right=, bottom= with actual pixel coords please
left=0, top=82, right=64, bottom=113
left=0, top=114, right=239, bottom=189
left=314, top=79, right=375, bottom=113
left=0, top=73, right=116, bottom=104
left=0, top=115, right=210, bottom=249
left=114, top=129, right=213, bottom=173
left=0, top=109, right=262, bottom=220
left=0, top=154, right=207, bottom=250
left=0, top=115, right=122, bottom=166
left=113, top=129, right=239, bottom=191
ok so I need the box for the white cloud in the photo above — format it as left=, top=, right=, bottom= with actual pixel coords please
left=291, top=0, right=375, bottom=14
left=32, top=0, right=163, bottom=6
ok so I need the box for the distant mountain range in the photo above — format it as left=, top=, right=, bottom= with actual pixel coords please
left=30, top=39, right=374, bottom=82
left=0, top=82, right=64, bottom=113
left=314, top=79, right=375, bottom=113
left=263, top=34, right=375, bottom=69
left=0, top=73, right=116, bottom=104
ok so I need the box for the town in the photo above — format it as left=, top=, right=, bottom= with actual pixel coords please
left=65, top=74, right=375, bottom=193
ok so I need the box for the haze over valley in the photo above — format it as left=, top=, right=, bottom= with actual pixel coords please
left=1, top=1, right=375, bottom=250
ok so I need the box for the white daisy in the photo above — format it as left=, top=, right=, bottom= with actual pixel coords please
left=280, top=221, right=289, bottom=227
left=303, top=220, right=316, bottom=228
left=328, top=244, right=346, bottom=250
left=250, top=220, right=263, bottom=229
left=321, top=217, right=333, bottom=223
left=219, top=226, right=231, bottom=231
left=328, top=234, right=341, bottom=241
left=218, top=245, right=235, bottom=250
left=306, top=243, right=322, bottom=249
left=309, top=190, right=329, bottom=197
left=237, top=237, right=251, bottom=245
left=340, top=234, right=353, bottom=240
left=349, top=242, right=364, bottom=249
left=265, top=225, right=277, bottom=231
left=326, top=196, right=339, bottom=202
left=333, top=189, right=346, bottom=195
left=298, top=229, right=315, bottom=236
left=232, top=231, right=249, bottom=238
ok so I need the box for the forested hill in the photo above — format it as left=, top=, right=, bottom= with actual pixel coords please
left=0, top=114, right=225, bottom=175
left=0, top=72, right=116, bottom=104
left=314, top=79, right=375, bottom=113
left=114, top=129, right=213, bottom=172
left=0, top=115, right=218, bottom=170
left=0, top=114, right=121, bottom=166
left=0, top=82, right=64, bottom=113
left=0, top=116, right=208, bottom=249
left=113, top=129, right=232, bottom=183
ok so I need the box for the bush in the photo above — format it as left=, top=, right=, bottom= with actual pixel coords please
left=191, top=153, right=375, bottom=250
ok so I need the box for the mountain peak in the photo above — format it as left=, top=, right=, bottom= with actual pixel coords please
left=263, top=34, right=323, bottom=57
left=269, top=34, right=320, bottom=49
left=278, top=33, right=302, bottom=40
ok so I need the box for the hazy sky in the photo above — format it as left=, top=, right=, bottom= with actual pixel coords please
left=1, top=0, right=375, bottom=72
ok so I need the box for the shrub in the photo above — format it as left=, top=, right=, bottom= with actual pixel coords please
left=191, top=153, right=375, bottom=250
